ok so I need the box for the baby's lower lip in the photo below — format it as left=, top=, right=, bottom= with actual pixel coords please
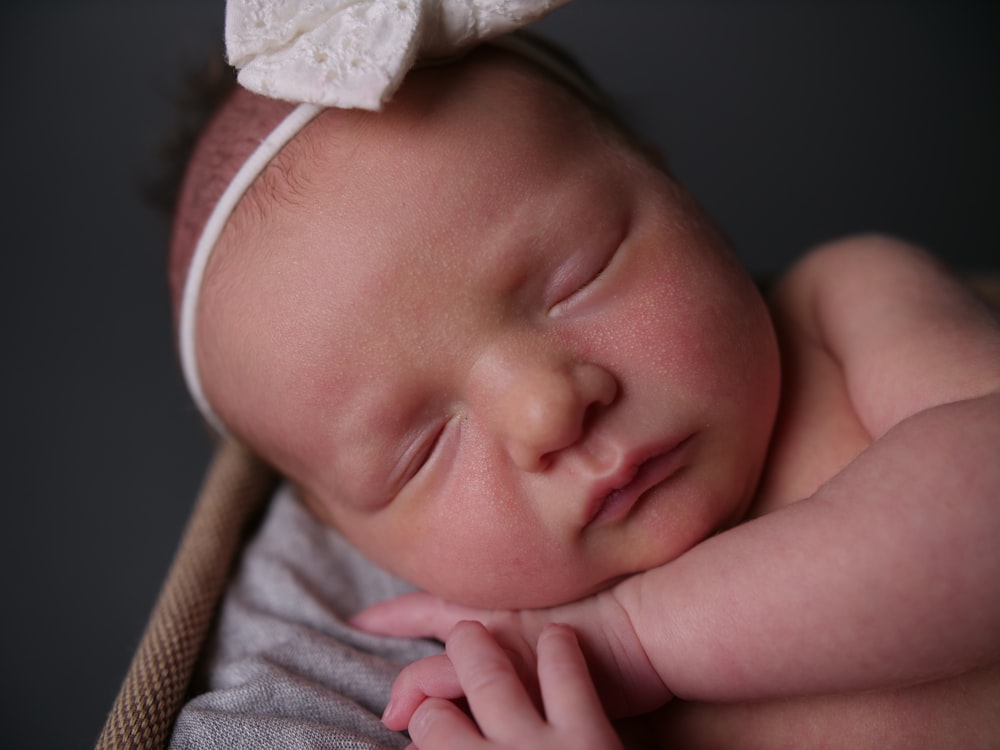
left=586, top=438, right=690, bottom=528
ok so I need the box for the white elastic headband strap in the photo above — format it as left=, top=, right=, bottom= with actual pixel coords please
left=178, top=34, right=601, bottom=435
left=178, top=103, right=322, bottom=434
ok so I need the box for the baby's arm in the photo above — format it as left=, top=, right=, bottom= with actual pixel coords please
left=360, top=235, right=1000, bottom=714
left=653, top=661, right=1000, bottom=749
left=621, top=234, right=1000, bottom=700
left=599, top=235, right=1000, bottom=701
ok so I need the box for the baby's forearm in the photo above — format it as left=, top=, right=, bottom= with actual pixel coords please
left=651, top=662, right=1000, bottom=750
left=617, top=391, right=1000, bottom=703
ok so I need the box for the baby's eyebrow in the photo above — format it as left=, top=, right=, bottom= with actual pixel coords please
left=245, top=144, right=314, bottom=219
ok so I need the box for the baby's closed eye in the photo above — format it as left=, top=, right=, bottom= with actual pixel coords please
left=548, top=223, right=630, bottom=316
left=398, top=421, right=447, bottom=485
left=392, top=414, right=464, bottom=497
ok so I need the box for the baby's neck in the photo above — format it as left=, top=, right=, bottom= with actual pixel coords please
left=749, top=321, right=872, bottom=517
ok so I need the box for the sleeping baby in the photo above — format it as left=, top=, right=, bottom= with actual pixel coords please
left=168, top=2, right=1000, bottom=747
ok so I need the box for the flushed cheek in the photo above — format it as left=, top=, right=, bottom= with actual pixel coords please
left=399, top=538, right=581, bottom=609
left=402, top=466, right=613, bottom=608
left=639, top=281, right=769, bottom=402
left=589, top=291, right=724, bottom=398
left=406, top=483, right=581, bottom=607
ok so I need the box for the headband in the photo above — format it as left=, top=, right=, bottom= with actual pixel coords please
left=179, top=0, right=578, bottom=434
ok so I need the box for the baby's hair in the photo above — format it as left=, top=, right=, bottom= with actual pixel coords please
left=507, top=30, right=619, bottom=123
left=144, top=48, right=238, bottom=219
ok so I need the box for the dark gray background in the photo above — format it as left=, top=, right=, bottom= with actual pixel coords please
left=1, top=1, right=996, bottom=747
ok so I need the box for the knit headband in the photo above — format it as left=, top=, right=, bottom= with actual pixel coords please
left=179, top=0, right=581, bottom=433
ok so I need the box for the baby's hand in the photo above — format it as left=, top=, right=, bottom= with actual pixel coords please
left=352, top=589, right=672, bottom=718
left=387, top=620, right=624, bottom=749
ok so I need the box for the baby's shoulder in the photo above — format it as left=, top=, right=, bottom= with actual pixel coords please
left=770, top=233, right=999, bottom=430
left=768, top=233, right=964, bottom=334
left=753, top=233, right=1000, bottom=513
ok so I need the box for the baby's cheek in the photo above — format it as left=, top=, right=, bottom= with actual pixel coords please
left=412, top=499, right=553, bottom=607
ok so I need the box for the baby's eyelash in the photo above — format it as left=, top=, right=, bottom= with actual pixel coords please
left=402, top=421, right=448, bottom=484
left=549, top=245, right=618, bottom=315
left=574, top=256, right=611, bottom=295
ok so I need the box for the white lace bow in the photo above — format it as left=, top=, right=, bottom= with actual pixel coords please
left=226, top=0, right=571, bottom=109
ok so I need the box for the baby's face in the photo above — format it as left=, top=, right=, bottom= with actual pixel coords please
left=199, top=51, right=780, bottom=608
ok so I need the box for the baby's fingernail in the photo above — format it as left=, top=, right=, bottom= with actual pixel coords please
left=381, top=700, right=407, bottom=732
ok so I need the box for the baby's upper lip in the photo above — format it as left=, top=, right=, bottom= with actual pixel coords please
left=582, top=435, right=691, bottom=527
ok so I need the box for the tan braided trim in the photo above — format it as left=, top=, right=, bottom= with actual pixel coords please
left=96, top=440, right=277, bottom=749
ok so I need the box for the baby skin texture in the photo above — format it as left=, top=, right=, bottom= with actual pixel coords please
left=357, top=235, right=1000, bottom=749
left=194, top=49, right=1000, bottom=748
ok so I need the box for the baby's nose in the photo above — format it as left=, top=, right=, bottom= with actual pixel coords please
left=494, top=359, right=618, bottom=472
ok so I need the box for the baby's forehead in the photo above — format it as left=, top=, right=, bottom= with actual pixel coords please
left=274, top=53, right=612, bottom=196
left=173, top=47, right=617, bottom=329
left=231, top=52, right=606, bottom=233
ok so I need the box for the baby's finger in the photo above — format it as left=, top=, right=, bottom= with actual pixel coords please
left=407, top=696, right=485, bottom=750
left=352, top=592, right=483, bottom=641
left=382, top=653, right=462, bottom=731
left=446, top=620, right=545, bottom=740
left=537, top=624, right=623, bottom=747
